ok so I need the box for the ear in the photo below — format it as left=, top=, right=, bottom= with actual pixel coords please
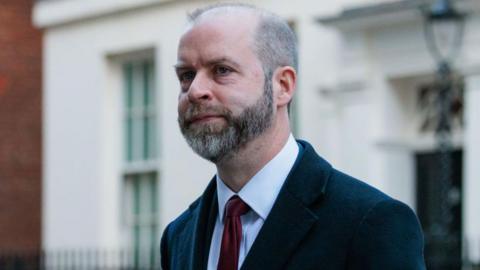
left=272, top=66, right=296, bottom=108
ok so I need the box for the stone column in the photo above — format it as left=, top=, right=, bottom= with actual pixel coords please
left=464, top=74, right=480, bottom=263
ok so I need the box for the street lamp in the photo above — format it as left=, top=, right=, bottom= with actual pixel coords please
left=422, top=0, right=466, bottom=150
left=421, top=0, right=466, bottom=268
left=424, top=0, right=466, bottom=66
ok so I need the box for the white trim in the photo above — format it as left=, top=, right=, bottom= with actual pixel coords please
left=318, top=0, right=479, bottom=32
left=123, top=160, right=159, bottom=175
left=375, top=130, right=464, bottom=152
left=33, top=0, right=176, bottom=28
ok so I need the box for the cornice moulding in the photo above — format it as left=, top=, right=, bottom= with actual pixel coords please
left=33, top=0, right=178, bottom=29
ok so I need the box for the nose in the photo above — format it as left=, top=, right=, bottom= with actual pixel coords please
left=187, top=72, right=213, bottom=103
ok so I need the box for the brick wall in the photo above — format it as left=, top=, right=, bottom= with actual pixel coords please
left=0, top=0, right=42, bottom=251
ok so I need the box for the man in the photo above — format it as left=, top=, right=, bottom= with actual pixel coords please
left=161, top=3, right=425, bottom=270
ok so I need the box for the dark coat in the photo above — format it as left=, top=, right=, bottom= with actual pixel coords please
left=160, top=140, right=425, bottom=270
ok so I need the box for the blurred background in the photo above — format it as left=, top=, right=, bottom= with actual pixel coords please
left=0, top=0, right=479, bottom=269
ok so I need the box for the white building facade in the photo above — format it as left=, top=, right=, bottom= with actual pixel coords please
left=34, top=0, right=479, bottom=267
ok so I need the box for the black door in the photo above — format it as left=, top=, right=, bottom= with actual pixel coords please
left=416, top=150, right=462, bottom=270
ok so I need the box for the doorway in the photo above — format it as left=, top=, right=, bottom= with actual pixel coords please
left=416, top=149, right=463, bottom=269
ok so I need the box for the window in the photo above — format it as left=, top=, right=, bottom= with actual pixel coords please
left=122, top=59, right=159, bottom=268
left=124, top=172, right=158, bottom=268
left=123, top=59, right=157, bottom=162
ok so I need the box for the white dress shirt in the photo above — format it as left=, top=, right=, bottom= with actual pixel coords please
left=207, top=134, right=299, bottom=270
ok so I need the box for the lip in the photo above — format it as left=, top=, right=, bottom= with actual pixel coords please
left=189, top=114, right=224, bottom=124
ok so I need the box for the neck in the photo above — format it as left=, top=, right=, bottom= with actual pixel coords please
left=215, top=117, right=291, bottom=193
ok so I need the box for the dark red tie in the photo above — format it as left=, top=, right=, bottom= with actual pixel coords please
left=217, top=195, right=251, bottom=270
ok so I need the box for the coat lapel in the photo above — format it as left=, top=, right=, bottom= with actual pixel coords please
left=241, top=140, right=332, bottom=270
left=190, top=178, right=218, bottom=270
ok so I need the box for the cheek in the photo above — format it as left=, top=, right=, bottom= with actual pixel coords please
left=177, top=95, right=188, bottom=115
left=240, top=82, right=265, bottom=104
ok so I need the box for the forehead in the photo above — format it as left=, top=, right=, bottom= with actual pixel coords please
left=177, top=12, right=259, bottom=65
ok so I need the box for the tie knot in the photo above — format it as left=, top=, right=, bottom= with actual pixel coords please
left=225, top=195, right=250, bottom=217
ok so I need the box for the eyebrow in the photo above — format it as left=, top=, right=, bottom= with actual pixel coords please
left=206, top=57, right=241, bottom=69
left=173, top=63, right=188, bottom=71
left=173, top=57, right=241, bottom=71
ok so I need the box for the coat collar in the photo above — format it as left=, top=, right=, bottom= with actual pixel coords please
left=190, top=140, right=332, bottom=270
left=190, top=178, right=218, bottom=270
left=240, top=140, right=332, bottom=269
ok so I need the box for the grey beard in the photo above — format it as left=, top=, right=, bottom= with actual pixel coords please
left=183, top=124, right=238, bottom=163
left=178, top=78, right=273, bottom=163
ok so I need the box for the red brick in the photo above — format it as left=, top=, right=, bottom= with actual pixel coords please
left=0, top=0, right=42, bottom=251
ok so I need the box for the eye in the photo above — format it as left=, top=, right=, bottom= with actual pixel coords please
left=178, top=70, right=196, bottom=83
left=214, top=65, right=232, bottom=76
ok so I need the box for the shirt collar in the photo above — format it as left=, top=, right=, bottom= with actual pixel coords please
left=216, top=134, right=299, bottom=221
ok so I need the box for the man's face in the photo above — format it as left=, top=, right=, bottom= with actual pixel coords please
left=176, top=13, right=274, bottom=162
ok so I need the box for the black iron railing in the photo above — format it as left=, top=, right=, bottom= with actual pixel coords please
left=1, top=246, right=479, bottom=270
left=0, top=249, right=161, bottom=270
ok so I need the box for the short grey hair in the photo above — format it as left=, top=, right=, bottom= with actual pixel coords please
left=188, top=3, right=298, bottom=78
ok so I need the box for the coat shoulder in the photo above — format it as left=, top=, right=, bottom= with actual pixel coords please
left=163, top=196, right=202, bottom=238
left=160, top=196, right=203, bottom=270
left=325, top=169, right=425, bottom=269
left=328, top=169, right=393, bottom=210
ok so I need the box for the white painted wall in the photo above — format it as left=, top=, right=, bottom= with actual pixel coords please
left=464, top=74, right=480, bottom=262
left=35, top=0, right=480, bottom=257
